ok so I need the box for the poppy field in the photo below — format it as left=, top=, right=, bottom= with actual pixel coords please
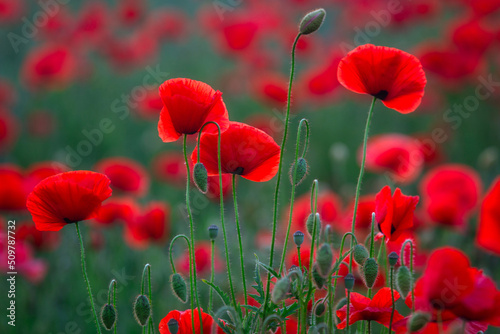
left=1, top=0, right=500, bottom=333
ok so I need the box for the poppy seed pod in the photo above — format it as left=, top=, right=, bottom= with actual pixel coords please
left=312, top=265, right=325, bottom=289
left=388, top=251, right=399, bottom=267
left=290, top=157, right=308, bottom=186
left=193, top=162, right=208, bottom=193
left=167, top=318, right=179, bottom=334
left=396, top=265, right=412, bottom=298
left=299, top=8, right=326, bottom=35
left=306, top=213, right=321, bottom=238
left=316, top=243, right=333, bottom=277
left=344, top=273, right=355, bottom=291
left=133, top=294, right=151, bottom=326
left=353, top=244, right=369, bottom=265
left=293, top=231, right=305, bottom=246
left=171, top=273, right=188, bottom=303
left=100, top=304, right=117, bottom=331
left=271, top=277, right=290, bottom=304
left=208, top=224, right=219, bottom=240
left=408, top=312, right=431, bottom=333
left=362, top=258, right=378, bottom=288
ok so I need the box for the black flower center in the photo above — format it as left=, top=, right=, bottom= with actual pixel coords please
left=64, top=218, right=76, bottom=224
left=233, top=167, right=245, bottom=175
left=373, top=90, right=389, bottom=100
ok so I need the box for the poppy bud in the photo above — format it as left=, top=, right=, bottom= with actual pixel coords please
left=100, top=304, right=117, bottom=331
left=312, top=265, right=325, bottom=289
left=353, top=244, right=369, bottom=265
left=396, top=265, right=412, bottom=298
left=171, top=273, right=188, bottom=303
left=344, top=273, right=355, bottom=291
left=388, top=251, right=399, bottom=267
left=168, top=318, right=179, bottom=334
left=314, top=301, right=326, bottom=317
left=290, top=157, right=308, bottom=186
left=306, top=213, right=321, bottom=238
left=336, top=297, right=347, bottom=311
left=193, top=162, right=208, bottom=193
left=293, top=230, right=304, bottom=246
left=271, top=277, right=290, bottom=304
left=133, top=294, right=151, bottom=327
left=362, top=258, right=378, bottom=288
left=208, top=224, right=218, bottom=240
left=325, top=224, right=334, bottom=243
left=316, top=243, right=333, bottom=277
left=408, top=312, right=431, bottom=333
left=299, top=8, right=326, bottom=35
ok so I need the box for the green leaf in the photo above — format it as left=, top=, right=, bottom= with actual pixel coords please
left=254, top=254, right=281, bottom=279
left=202, top=279, right=231, bottom=306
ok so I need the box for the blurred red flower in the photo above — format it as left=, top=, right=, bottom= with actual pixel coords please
left=95, top=157, right=149, bottom=197
left=145, top=9, right=188, bottom=42
left=17, top=221, right=60, bottom=251
left=152, top=151, right=187, bottom=188
left=337, top=44, right=427, bottom=113
left=94, top=197, right=137, bottom=226
left=0, top=108, right=19, bottom=153
left=26, top=171, right=112, bottom=231
left=133, top=88, right=163, bottom=119
left=251, top=72, right=289, bottom=108
left=476, top=177, right=500, bottom=254
left=192, top=121, right=281, bottom=182
left=343, top=195, right=376, bottom=237
left=159, top=309, right=224, bottom=334
left=24, top=162, right=69, bottom=193
left=450, top=18, right=495, bottom=56
left=0, top=0, right=24, bottom=24
left=116, top=0, right=145, bottom=26
left=176, top=241, right=222, bottom=277
left=125, top=201, right=169, bottom=248
left=72, top=2, right=110, bottom=48
left=0, top=164, right=27, bottom=211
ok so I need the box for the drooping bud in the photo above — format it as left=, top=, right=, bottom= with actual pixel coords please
left=306, top=213, right=321, bottom=238
left=388, top=251, right=399, bottom=267
left=312, top=265, right=325, bottom=289
left=344, top=273, right=355, bottom=291
left=193, top=162, right=208, bottom=193
left=133, top=295, right=151, bottom=326
left=290, top=157, right=308, bottom=186
left=316, top=243, right=333, bottom=277
left=299, top=8, right=326, bottom=35
left=271, top=277, right=290, bottom=304
left=314, top=301, right=326, bottom=317
left=100, top=304, right=117, bottom=331
left=171, top=273, right=188, bottom=303
left=208, top=224, right=219, bottom=240
left=293, top=231, right=305, bottom=246
left=396, top=265, right=412, bottom=298
left=407, top=312, right=431, bottom=333
left=362, top=258, right=378, bottom=288
left=353, top=244, right=369, bottom=265
left=168, top=318, right=179, bottom=334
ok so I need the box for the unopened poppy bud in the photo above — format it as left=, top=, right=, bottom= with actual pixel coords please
left=388, top=252, right=399, bottom=267
left=353, top=244, right=369, bottom=265
left=271, top=277, right=290, bottom=304
left=396, top=265, right=412, bottom=298
left=133, top=294, right=151, bottom=326
left=306, top=213, right=321, bottom=237
left=336, top=297, right=347, bottom=311
left=316, top=243, right=333, bottom=277
left=208, top=224, right=218, bottom=240
left=314, top=301, right=326, bottom=317
left=299, top=8, right=326, bottom=35
left=171, top=273, right=188, bottom=303
left=325, top=224, right=334, bottom=243
left=193, top=162, right=208, bottom=193
left=290, top=157, right=308, bottom=186
left=293, top=231, right=305, bottom=246
left=312, top=265, right=325, bottom=289
left=168, top=318, right=179, bottom=334
left=408, top=312, right=431, bottom=333
left=362, top=258, right=378, bottom=288
left=100, top=304, right=117, bottom=330
left=344, top=273, right=355, bottom=291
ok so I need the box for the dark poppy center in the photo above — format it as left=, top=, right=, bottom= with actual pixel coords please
left=373, top=90, right=389, bottom=100
left=233, top=167, right=245, bottom=175
left=64, top=218, right=76, bottom=224
left=390, top=224, right=396, bottom=235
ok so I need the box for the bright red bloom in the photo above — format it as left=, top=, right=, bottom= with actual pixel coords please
left=0, top=164, right=27, bottom=211
left=476, top=177, right=500, bottom=255
left=158, top=78, right=229, bottom=142
left=343, top=195, right=376, bottom=237
left=192, top=122, right=280, bottom=182
left=252, top=73, right=289, bottom=107
left=177, top=241, right=222, bottom=276
left=26, top=171, right=112, bottom=231
left=205, top=174, right=232, bottom=202
left=337, top=44, right=427, bottom=113
left=24, top=162, right=69, bottom=193
left=125, top=201, right=169, bottom=248
left=419, top=164, right=482, bottom=229
left=94, top=157, right=149, bottom=197
left=451, top=18, right=495, bottom=56
left=159, top=309, right=224, bottom=334
left=133, top=88, right=163, bottom=119
left=337, top=288, right=404, bottom=329
left=94, top=197, right=137, bottom=226
left=375, top=186, right=419, bottom=242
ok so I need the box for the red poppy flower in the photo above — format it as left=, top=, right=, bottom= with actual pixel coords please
left=24, top=161, right=69, bottom=193
left=363, top=134, right=424, bottom=184
left=205, top=174, right=232, bottom=202
left=252, top=72, right=289, bottom=107
left=159, top=309, right=224, bottom=334
left=133, top=88, right=163, bottom=119
left=177, top=241, right=222, bottom=276
left=116, top=0, right=144, bottom=26
left=158, top=78, right=229, bottom=142
left=72, top=2, right=109, bottom=47
left=0, top=0, right=24, bottom=24
left=94, top=157, right=149, bottom=197
left=451, top=18, right=495, bottom=56
left=244, top=114, right=283, bottom=142
left=375, top=186, right=419, bottom=242
left=152, top=152, right=187, bottom=188
left=337, top=287, right=404, bottom=329
left=17, top=221, right=60, bottom=251
left=125, top=201, right=169, bottom=248
left=419, top=164, right=482, bottom=229
left=300, top=52, right=342, bottom=101
left=191, top=121, right=280, bottom=182
left=145, top=9, right=187, bottom=42
left=343, top=195, right=376, bottom=237
left=476, top=177, right=500, bottom=255
left=289, top=245, right=315, bottom=270
left=337, top=44, right=427, bottom=113
left=0, top=164, right=27, bottom=211
left=26, top=171, right=112, bottom=231
left=0, top=108, right=19, bottom=153
left=94, top=197, right=137, bottom=226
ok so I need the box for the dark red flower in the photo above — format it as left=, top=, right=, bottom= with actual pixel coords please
left=337, top=287, right=404, bottom=329
left=159, top=309, right=224, bottom=334
left=192, top=121, right=280, bottom=182
left=375, top=186, right=419, bottom=242
left=125, top=201, right=169, bottom=248
left=94, top=157, right=149, bottom=197
left=0, top=164, right=27, bottom=211
left=476, top=177, right=500, bottom=255
left=158, top=78, right=229, bottom=142
left=26, top=171, right=112, bottom=231
left=337, top=44, right=427, bottom=113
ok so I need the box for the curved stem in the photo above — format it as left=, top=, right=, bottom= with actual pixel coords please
left=75, top=223, right=102, bottom=334
left=332, top=232, right=358, bottom=302
left=208, top=239, right=215, bottom=314
left=232, top=174, right=248, bottom=308
left=168, top=234, right=191, bottom=274
left=108, top=279, right=116, bottom=305
left=401, top=239, right=415, bottom=313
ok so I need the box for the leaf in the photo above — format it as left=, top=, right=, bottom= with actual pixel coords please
left=241, top=305, right=260, bottom=313
left=202, top=279, right=232, bottom=306
left=254, top=254, right=281, bottom=279
left=251, top=261, right=265, bottom=305
left=279, top=302, right=299, bottom=319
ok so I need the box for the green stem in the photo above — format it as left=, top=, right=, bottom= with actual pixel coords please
left=208, top=239, right=215, bottom=314
left=367, top=320, right=371, bottom=334
left=112, top=280, right=117, bottom=334
left=331, top=232, right=358, bottom=317
left=401, top=239, right=415, bottom=313
left=75, top=223, right=102, bottom=334
left=232, top=174, right=248, bottom=308
left=389, top=267, right=395, bottom=333
left=346, top=291, right=351, bottom=334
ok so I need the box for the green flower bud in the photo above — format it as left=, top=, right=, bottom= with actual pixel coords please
left=193, top=162, right=208, bottom=193
left=408, top=312, right=431, bottom=333
left=306, top=213, right=321, bottom=238
left=168, top=318, right=179, bottom=334
left=325, top=224, right=334, bottom=243
left=353, top=244, right=369, bottom=265
left=290, top=157, right=308, bottom=186
left=271, top=277, right=290, bottom=304
left=362, top=257, right=378, bottom=289
left=171, top=273, right=188, bottom=303
left=293, top=231, right=305, bottom=246
left=312, top=265, right=325, bottom=289
left=100, top=304, right=116, bottom=331
left=336, top=297, right=347, bottom=311
left=396, top=265, right=412, bottom=298
left=314, top=301, right=326, bottom=317
left=208, top=224, right=219, bottom=240
left=133, top=295, right=151, bottom=327
left=299, top=8, right=326, bottom=35
left=316, top=243, right=333, bottom=277
left=388, top=251, right=399, bottom=267
left=344, top=273, right=355, bottom=291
